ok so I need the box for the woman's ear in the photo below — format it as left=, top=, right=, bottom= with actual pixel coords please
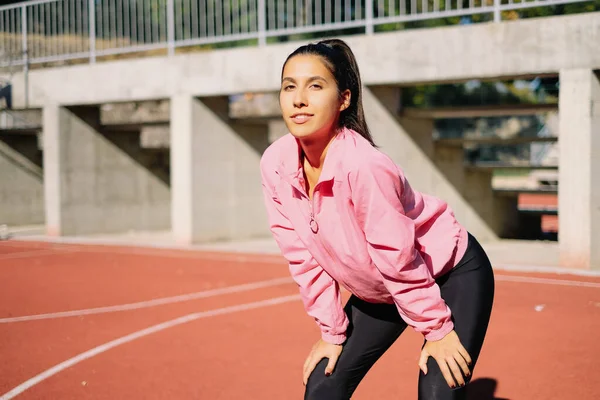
left=339, top=89, right=351, bottom=112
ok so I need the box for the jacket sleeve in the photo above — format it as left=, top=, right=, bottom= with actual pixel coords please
left=260, top=160, right=349, bottom=344
left=348, top=153, right=454, bottom=341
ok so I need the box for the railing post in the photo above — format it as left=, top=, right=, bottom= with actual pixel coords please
left=258, top=0, right=266, bottom=46
left=167, top=0, right=175, bottom=56
left=493, top=0, right=501, bottom=22
left=88, top=0, right=96, bottom=63
left=21, top=4, right=29, bottom=108
left=365, top=0, right=374, bottom=34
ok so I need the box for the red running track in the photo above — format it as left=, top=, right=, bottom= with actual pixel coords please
left=1, top=240, right=599, bottom=399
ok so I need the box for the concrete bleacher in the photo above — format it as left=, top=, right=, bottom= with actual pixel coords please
left=0, top=12, right=598, bottom=269
left=436, top=136, right=558, bottom=147
left=0, top=108, right=44, bottom=227
left=0, top=96, right=561, bottom=242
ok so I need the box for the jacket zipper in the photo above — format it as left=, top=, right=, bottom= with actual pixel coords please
left=301, top=181, right=349, bottom=290
left=308, top=192, right=318, bottom=234
left=309, top=187, right=347, bottom=289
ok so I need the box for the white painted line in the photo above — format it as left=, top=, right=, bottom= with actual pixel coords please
left=0, top=242, right=44, bottom=249
left=0, top=270, right=596, bottom=324
left=495, top=274, right=600, bottom=288
left=0, top=277, right=294, bottom=323
left=494, top=263, right=600, bottom=278
left=0, top=293, right=301, bottom=400
left=3, top=240, right=285, bottom=265
left=99, top=248, right=285, bottom=265
left=0, top=249, right=76, bottom=261
left=10, top=235, right=281, bottom=256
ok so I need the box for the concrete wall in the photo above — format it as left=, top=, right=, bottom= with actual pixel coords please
left=6, top=12, right=600, bottom=108
left=558, top=69, right=600, bottom=270
left=0, top=135, right=44, bottom=226
left=43, top=105, right=170, bottom=236
left=171, top=95, right=270, bottom=244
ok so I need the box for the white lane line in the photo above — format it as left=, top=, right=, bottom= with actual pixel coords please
left=103, top=249, right=285, bottom=265
left=0, top=241, right=48, bottom=249
left=0, top=293, right=301, bottom=400
left=0, top=277, right=294, bottom=323
left=1, top=273, right=597, bottom=324
left=0, top=243, right=44, bottom=250
left=0, top=249, right=76, bottom=261
left=495, top=274, right=600, bottom=288
left=3, top=241, right=285, bottom=265
left=494, top=263, right=600, bottom=277
left=66, top=246, right=283, bottom=265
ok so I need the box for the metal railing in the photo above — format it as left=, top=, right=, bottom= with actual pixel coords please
left=0, top=0, right=595, bottom=68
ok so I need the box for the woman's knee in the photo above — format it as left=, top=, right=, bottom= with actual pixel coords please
left=418, top=357, right=469, bottom=400
left=304, top=359, right=352, bottom=400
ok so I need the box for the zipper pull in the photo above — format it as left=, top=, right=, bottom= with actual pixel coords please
left=310, top=213, right=319, bottom=234
left=308, top=196, right=319, bottom=233
left=307, top=184, right=318, bottom=234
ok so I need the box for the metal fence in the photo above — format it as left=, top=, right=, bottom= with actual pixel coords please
left=0, top=0, right=594, bottom=68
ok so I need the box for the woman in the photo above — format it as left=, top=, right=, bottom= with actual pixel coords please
left=259, top=38, right=495, bottom=400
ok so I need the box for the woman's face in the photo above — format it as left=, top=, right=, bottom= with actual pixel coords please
left=279, top=54, right=349, bottom=142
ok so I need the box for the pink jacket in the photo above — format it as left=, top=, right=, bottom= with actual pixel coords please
left=260, top=127, right=469, bottom=344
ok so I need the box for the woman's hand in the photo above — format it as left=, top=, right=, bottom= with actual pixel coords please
left=418, top=330, right=472, bottom=388
left=303, top=339, right=344, bottom=385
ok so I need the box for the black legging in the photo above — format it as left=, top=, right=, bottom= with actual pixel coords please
left=305, top=233, right=495, bottom=400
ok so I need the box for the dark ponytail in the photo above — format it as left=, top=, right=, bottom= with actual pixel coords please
left=282, top=39, right=376, bottom=147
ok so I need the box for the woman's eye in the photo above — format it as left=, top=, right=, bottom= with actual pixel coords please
left=283, top=85, right=295, bottom=91
left=310, top=84, right=322, bottom=89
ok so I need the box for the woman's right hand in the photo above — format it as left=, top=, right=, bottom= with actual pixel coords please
left=303, top=339, right=344, bottom=385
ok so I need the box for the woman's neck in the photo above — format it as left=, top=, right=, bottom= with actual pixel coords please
left=300, top=131, right=337, bottom=172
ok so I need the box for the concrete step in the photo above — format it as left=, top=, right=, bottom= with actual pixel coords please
left=436, top=136, right=558, bottom=147
left=466, top=162, right=559, bottom=170
left=0, top=109, right=42, bottom=131
left=494, top=187, right=558, bottom=196
left=100, top=101, right=169, bottom=125
left=400, top=103, right=558, bottom=119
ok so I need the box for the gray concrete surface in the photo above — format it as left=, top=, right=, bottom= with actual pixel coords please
left=140, top=125, right=170, bottom=149
left=170, top=95, right=270, bottom=245
left=558, top=69, right=600, bottom=270
left=0, top=136, right=44, bottom=225
left=100, top=101, right=169, bottom=125
left=42, top=105, right=170, bottom=236
left=0, top=109, right=42, bottom=129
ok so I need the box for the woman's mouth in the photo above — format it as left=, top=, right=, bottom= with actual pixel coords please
left=290, top=113, right=314, bottom=124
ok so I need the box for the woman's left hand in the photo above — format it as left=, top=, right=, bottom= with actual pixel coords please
left=418, top=330, right=472, bottom=388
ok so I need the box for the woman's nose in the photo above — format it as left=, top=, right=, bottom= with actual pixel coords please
left=293, top=89, right=307, bottom=108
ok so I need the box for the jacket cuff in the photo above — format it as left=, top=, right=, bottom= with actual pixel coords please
left=423, top=320, right=455, bottom=342
left=321, top=331, right=347, bottom=345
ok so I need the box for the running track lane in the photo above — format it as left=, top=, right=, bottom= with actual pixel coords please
left=1, top=241, right=600, bottom=399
